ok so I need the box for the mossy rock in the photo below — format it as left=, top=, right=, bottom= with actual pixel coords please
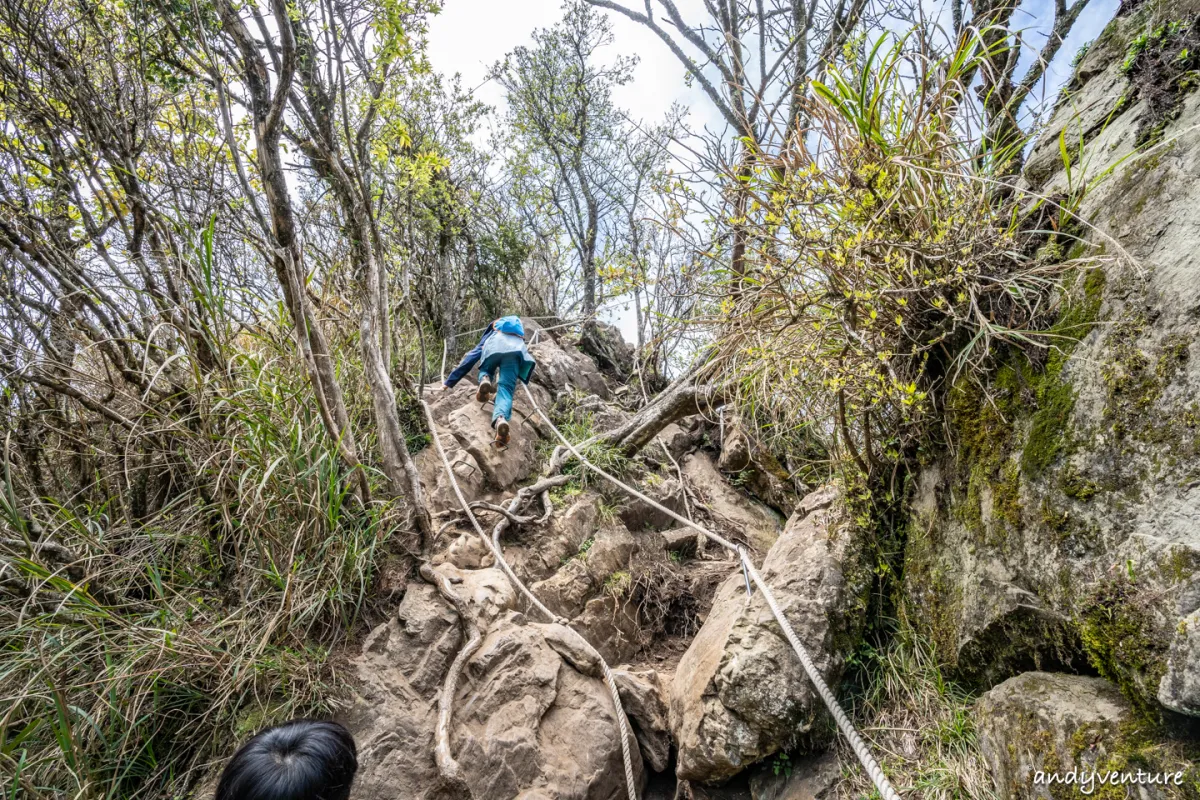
left=976, top=672, right=1199, bottom=800
left=1079, top=572, right=1172, bottom=720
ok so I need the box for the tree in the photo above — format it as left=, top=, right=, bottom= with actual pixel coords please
left=202, top=0, right=375, bottom=503
left=958, top=0, right=1096, bottom=171
left=198, top=0, right=441, bottom=535
left=494, top=1, right=633, bottom=317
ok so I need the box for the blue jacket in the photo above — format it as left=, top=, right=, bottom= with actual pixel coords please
left=444, top=316, right=537, bottom=387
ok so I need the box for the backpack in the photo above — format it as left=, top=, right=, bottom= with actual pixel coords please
left=493, top=316, right=525, bottom=338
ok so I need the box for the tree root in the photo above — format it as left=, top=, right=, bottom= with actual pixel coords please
left=468, top=501, right=536, bottom=527
left=419, top=562, right=482, bottom=787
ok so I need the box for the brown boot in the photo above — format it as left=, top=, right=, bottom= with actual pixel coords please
left=476, top=378, right=496, bottom=403
left=493, top=419, right=510, bottom=449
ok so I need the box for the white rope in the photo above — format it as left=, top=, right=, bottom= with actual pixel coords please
left=418, top=393, right=640, bottom=800
left=520, top=383, right=902, bottom=800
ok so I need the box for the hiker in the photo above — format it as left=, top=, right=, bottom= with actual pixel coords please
left=443, top=315, right=537, bottom=448
left=216, top=719, right=357, bottom=800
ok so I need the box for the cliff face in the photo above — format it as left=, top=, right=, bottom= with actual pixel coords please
left=902, top=0, right=1200, bottom=716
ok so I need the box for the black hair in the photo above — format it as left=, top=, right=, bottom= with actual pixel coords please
left=216, top=719, right=358, bottom=800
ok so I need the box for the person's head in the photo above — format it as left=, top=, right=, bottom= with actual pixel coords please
left=216, top=719, right=357, bottom=800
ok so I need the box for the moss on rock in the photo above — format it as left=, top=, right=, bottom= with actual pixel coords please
left=1079, top=572, right=1172, bottom=719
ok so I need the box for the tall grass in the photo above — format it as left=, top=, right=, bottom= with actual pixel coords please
left=836, top=631, right=996, bottom=800
left=0, top=294, right=403, bottom=798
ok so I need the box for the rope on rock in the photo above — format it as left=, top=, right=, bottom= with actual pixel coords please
left=418, top=394, right=641, bottom=800
left=519, top=382, right=902, bottom=800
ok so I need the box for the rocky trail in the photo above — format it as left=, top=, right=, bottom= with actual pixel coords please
left=338, top=4, right=1200, bottom=794
left=338, top=321, right=873, bottom=799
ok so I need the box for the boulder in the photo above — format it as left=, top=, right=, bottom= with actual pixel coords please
left=533, top=558, right=594, bottom=619
left=612, top=667, right=673, bottom=773
left=716, top=420, right=752, bottom=472
left=508, top=493, right=601, bottom=583
left=416, top=430, right=485, bottom=511
left=421, top=381, right=478, bottom=426
left=434, top=530, right=494, bottom=570
left=656, top=421, right=696, bottom=460
left=574, top=393, right=631, bottom=433
left=420, top=375, right=552, bottom=494
left=900, top=0, right=1200, bottom=709
left=347, top=580, right=647, bottom=800
left=430, top=563, right=515, bottom=629
left=345, top=584, right=458, bottom=800
left=532, top=524, right=637, bottom=619
left=451, top=611, right=646, bottom=799
left=975, top=672, right=1172, bottom=800
left=682, top=451, right=784, bottom=553
left=661, top=527, right=701, bottom=559
left=447, top=402, right=538, bottom=490
left=620, top=478, right=688, bottom=532
left=669, top=486, right=869, bottom=783
left=577, top=320, right=635, bottom=381
left=574, top=592, right=643, bottom=664
left=528, top=333, right=610, bottom=400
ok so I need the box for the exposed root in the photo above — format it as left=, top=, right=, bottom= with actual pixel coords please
left=419, top=562, right=482, bottom=788
left=658, top=441, right=709, bottom=558
left=630, top=556, right=703, bottom=641
left=468, top=501, right=536, bottom=527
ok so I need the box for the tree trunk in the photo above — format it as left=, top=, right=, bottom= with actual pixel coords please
left=215, top=0, right=368, bottom=502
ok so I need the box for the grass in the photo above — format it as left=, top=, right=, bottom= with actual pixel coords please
left=835, top=631, right=996, bottom=800
left=537, top=393, right=633, bottom=489
left=0, top=305, right=403, bottom=798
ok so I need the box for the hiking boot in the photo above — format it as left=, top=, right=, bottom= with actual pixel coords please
left=494, top=419, right=510, bottom=449
left=476, top=378, right=496, bottom=403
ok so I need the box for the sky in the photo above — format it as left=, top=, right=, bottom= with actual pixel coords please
left=425, top=0, right=1120, bottom=343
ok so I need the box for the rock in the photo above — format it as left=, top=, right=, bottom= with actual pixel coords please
left=448, top=403, right=538, bottom=490
left=585, top=524, right=638, bottom=579
left=975, top=672, right=1149, bottom=800
left=384, top=583, right=463, bottom=697
left=656, top=422, right=696, bottom=460
left=416, top=430, right=485, bottom=510
left=421, top=381, right=478, bottom=426
left=576, top=393, right=633, bottom=431
left=661, top=527, right=700, bottom=558
left=533, top=523, right=637, bottom=618
left=430, top=564, right=515, bottom=629
left=716, top=421, right=752, bottom=472
left=577, top=320, right=635, bottom=381
left=574, top=592, right=643, bottom=664
left=620, top=478, right=688, bottom=532
left=1158, top=608, right=1200, bottom=716
left=346, top=585, right=454, bottom=800
left=509, top=494, right=601, bottom=582
left=612, top=667, right=673, bottom=773
left=748, top=751, right=839, bottom=800
left=901, top=0, right=1200, bottom=709
left=539, top=621, right=604, bottom=677
left=349, top=584, right=647, bottom=800
left=452, top=611, right=646, bottom=799
left=435, top=531, right=494, bottom=570
left=669, top=487, right=868, bottom=783
left=533, top=558, right=594, bottom=619
left=528, top=331, right=610, bottom=399
left=682, top=451, right=783, bottom=553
